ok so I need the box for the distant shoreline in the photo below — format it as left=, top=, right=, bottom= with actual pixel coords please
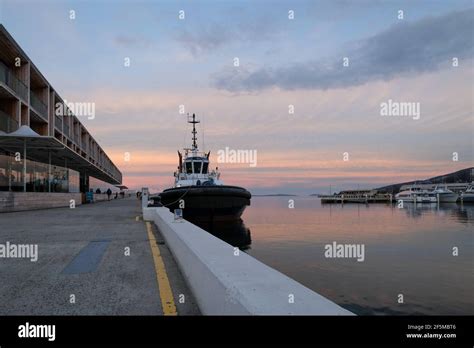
left=252, top=194, right=298, bottom=197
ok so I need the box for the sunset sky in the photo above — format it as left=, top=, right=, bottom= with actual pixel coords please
left=1, top=0, right=472, bottom=194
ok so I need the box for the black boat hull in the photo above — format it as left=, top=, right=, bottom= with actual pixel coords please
left=159, top=185, right=251, bottom=222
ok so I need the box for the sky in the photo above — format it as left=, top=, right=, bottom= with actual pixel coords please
left=0, top=0, right=473, bottom=194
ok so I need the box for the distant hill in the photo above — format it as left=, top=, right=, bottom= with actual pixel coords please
left=377, top=167, right=473, bottom=193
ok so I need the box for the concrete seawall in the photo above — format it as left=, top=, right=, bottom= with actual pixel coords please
left=0, top=192, right=82, bottom=212
left=144, top=207, right=354, bottom=316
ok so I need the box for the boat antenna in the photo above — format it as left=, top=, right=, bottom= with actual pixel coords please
left=183, top=113, right=189, bottom=149
left=188, top=113, right=200, bottom=150
left=201, top=113, right=205, bottom=152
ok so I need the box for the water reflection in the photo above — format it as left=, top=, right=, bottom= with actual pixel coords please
left=188, top=218, right=252, bottom=250
left=242, top=197, right=474, bottom=315
left=400, top=202, right=474, bottom=222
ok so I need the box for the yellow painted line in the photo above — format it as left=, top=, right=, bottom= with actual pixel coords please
left=146, top=221, right=177, bottom=316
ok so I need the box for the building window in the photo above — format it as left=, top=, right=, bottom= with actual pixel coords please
left=68, top=169, right=80, bottom=193
left=0, top=152, right=23, bottom=192
left=51, top=166, right=68, bottom=193
left=26, top=160, right=48, bottom=192
left=0, top=150, right=80, bottom=193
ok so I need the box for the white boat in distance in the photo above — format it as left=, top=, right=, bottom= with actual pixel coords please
left=460, top=184, right=474, bottom=203
left=395, top=187, right=437, bottom=203
left=431, top=185, right=458, bottom=203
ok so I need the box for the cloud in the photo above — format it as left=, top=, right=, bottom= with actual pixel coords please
left=175, top=16, right=278, bottom=56
left=68, top=65, right=472, bottom=192
left=117, top=145, right=469, bottom=192
left=175, top=23, right=232, bottom=56
left=212, top=9, right=474, bottom=92
left=71, top=64, right=472, bottom=154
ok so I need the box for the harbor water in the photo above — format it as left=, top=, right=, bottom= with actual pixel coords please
left=240, top=196, right=473, bottom=315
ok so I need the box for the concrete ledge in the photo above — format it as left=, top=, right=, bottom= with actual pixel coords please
left=144, top=207, right=354, bottom=315
left=143, top=206, right=155, bottom=222
left=93, top=194, right=109, bottom=202
left=0, top=192, right=82, bottom=212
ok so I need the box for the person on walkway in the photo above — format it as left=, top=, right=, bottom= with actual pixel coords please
left=106, top=188, right=112, bottom=201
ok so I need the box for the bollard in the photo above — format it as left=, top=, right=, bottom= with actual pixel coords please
left=141, top=187, right=149, bottom=209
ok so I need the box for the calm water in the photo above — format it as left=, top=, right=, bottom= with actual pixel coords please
left=239, top=196, right=474, bottom=315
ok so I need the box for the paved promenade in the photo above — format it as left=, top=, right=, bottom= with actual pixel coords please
left=0, top=197, right=199, bottom=315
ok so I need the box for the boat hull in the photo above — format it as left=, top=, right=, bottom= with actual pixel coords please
left=395, top=196, right=437, bottom=203
left=159, top=185, right=251, bottom=222
left=461, top=193, right=474, bottom=203
left=436, top=193, right=459, bottom=203
left=416, top=196, right=437, bottom=203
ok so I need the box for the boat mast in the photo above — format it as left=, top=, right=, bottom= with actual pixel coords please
left=188, top=113, right=200, bottom=151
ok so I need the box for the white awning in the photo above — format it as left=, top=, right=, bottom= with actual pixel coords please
left=0, top=134, right=121, bottom=184
left=4, top=125, right=40, bottom=137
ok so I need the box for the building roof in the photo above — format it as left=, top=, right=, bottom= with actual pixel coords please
left=0, top=134, right=120, bottom=184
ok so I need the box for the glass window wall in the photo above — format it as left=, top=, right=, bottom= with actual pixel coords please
left=0, top=150, right=80, bottom=193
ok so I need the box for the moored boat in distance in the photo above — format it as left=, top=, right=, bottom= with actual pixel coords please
left=395, top=186, right=437, bottom=203
left=431, top=185, right=458, bottom=203
left=159, top=113, right=251, bottom=222
left=415, top=193, right=437, bottom=203
left=460, top=184, right=474, bottom=203
left=319, top=189, right=393, bottom=203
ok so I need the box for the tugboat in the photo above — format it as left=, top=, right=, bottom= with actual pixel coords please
left=159, top=113, right=251, bottom=222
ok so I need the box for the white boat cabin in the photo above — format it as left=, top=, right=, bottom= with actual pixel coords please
left=174, top=151, right=223, bottom=187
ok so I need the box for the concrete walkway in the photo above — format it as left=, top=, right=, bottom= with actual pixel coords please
left=0, top=197, right=199, bottom=315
